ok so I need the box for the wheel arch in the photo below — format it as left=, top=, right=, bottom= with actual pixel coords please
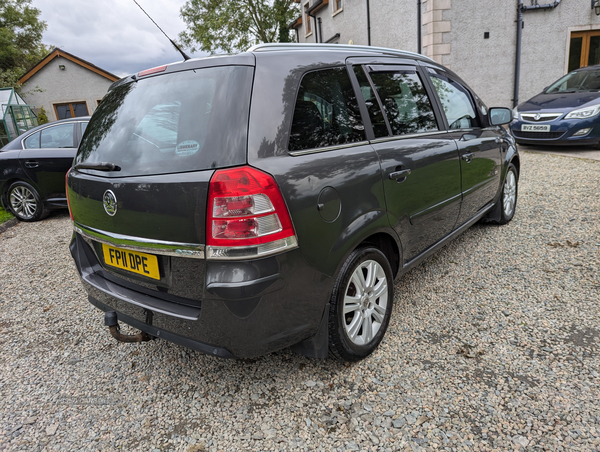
left=357, top=232, right=401, bottom=279
left=329, top=210, right=403, bottom=283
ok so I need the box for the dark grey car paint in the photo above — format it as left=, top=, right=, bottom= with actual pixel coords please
left=68, top=48, right=519, bottom=358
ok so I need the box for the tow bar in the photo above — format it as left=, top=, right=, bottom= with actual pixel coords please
left=104, top=311, right=152, bottom=343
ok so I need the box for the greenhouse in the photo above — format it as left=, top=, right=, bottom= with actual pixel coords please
left=0, top=88, right=38, bottom=147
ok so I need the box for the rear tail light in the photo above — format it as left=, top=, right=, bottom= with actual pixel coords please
left=66, top=168, right=73, bottom=221
left=206, top=166, right=298, bottom=260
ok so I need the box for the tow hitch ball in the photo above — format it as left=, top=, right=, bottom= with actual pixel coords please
left=104, top=311, right=151, bottom=343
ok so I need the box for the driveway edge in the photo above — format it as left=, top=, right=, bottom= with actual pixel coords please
left=0, top=218, right=19, bottom=234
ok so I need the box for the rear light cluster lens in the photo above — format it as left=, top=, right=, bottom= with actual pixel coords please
left=212, top=193, right=274, bottom=217
left=206, top=166, right=298, bottom=259
left=212, top=214, right=281, bottom=240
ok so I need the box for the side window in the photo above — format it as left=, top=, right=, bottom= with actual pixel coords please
left=289, top=67, right=366, bottom=152
left=368, top=70, right=438, bottom=136
left=40, top=123, right=75, bottom=149
left=429, top=72, right=479, bottom=129
left=24, top=131, right=40, bottom=149
left=353, top=66, right=388, bottom=139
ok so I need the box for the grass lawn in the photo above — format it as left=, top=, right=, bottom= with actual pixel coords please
left=0, top=206, right=14, bottom=224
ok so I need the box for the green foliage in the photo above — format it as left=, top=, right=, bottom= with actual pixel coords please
left=179, top=0, right=300, bottom=54
left=0, top=206, right=14, bottom=224
left=37, top=105, right=48, bottom=124
left=0, top=0, right=49, bottom=89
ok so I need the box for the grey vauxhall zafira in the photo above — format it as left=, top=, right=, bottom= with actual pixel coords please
left=67, top=44, right=519, bottom=362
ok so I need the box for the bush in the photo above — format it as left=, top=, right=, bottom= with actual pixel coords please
left=37, top=106, right=49, bottom=124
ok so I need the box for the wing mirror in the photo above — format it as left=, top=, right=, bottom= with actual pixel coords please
left=489, top=107, right=512, bottom=126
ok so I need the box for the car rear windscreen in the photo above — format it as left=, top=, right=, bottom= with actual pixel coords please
left=75, top=66, right=253, bottom=177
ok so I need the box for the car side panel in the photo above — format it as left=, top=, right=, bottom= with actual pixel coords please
left=18, top=147, right=76, bottom=203
left=247, top=52, right=395, bottom=279
left=446, top=128, right=503, bottom=226
left=371, top=133, right=461, bottom=260
left=254, top=146, right=388, bottom=276
left=0, top=149, right=30, bottom=204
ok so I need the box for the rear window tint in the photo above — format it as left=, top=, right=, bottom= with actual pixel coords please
left=75, top=66, right=253, bottom=177
left=289, top=67, right=365, bottom=152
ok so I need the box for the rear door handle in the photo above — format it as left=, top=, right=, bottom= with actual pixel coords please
left=389, top=169, right=411, bottom=182
left=24, top=160, right=39, bottom=168
left=461, top=153, right=474, bottom=163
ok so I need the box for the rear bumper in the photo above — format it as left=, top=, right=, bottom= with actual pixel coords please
left=88, top=296, right=235, bottom=358
left=70, top=231, right=333, bottom=358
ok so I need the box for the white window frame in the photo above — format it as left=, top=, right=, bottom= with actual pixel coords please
left=304, top=2, right=313, bottom=37
left=332, top=0, right=343, bottom=16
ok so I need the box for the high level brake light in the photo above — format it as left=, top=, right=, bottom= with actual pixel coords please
left=206, top=166, right=298, bottom=260
left=138, top=65, right=167, bottom=77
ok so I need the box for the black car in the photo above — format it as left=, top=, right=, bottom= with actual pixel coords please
left=67, top=44, right=518, bottom=362
left=0, top=117, right=90, bottom=221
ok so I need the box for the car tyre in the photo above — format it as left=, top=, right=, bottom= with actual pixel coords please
left=328, top=247, right=394, bottom=362
left=495, top=163, right=518, bottom=225
left=7, top=181, right=47, bottom=222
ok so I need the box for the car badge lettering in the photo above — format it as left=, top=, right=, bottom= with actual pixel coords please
left=103, top=190, right=117, bottom=216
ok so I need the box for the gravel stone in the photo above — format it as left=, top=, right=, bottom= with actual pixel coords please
left=1, top=151, right=599, bottom=451
left=45, top=424, right=58, bottom=436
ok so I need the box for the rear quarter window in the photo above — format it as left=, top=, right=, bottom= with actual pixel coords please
left=289, top=67, right=365, bottom=152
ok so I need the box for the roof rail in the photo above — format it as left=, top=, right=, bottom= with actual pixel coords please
left=247, top=43, right=434, bottom=63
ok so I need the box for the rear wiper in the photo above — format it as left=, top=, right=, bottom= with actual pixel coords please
left=74, top=162, right=121, bottom=172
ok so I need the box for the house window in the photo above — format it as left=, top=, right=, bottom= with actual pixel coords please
left=333, top=0, right=343, bottom=13
left=54, top=102, right=89, bottom=120
left=568, top=30, right=600, bottom=73
left=304, top=3, right=312, bottom=36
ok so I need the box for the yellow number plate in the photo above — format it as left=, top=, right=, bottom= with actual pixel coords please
left=102, top=244, right=160, bottom=280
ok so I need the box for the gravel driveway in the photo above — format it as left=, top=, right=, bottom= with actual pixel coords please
left=0, top=151, right=599, bottom=452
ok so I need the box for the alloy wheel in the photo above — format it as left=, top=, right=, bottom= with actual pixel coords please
left=502, top=169, right=517, bottom=218
left=342, top=259, right=389, bottom=346
left=9, top=185, right=37, bottom=220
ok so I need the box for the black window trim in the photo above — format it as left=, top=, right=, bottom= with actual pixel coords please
left=288, top=139, right=371, bottom=157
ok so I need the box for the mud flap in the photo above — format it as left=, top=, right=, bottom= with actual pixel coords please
left=289, top=303, right=330, bottom=359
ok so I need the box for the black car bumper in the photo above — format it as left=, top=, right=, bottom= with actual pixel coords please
left=70, top=232, right=333, bottom=358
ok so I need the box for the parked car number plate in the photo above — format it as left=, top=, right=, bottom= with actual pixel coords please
left=522, top=124, right=550, bottom=132
left=102, top=244, right=160, bottom=280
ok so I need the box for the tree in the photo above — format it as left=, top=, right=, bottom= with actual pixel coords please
left=179, top=0, right=300, bottom=54
left=0, top=0, right=49, bottom=88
